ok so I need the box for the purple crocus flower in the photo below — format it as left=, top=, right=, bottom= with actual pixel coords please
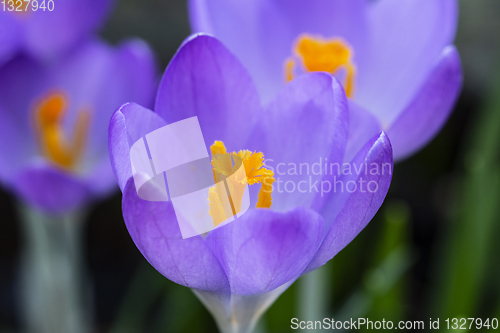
left=109, top=34, right=393, bottom=332
left=0, top=0, right=113, bottom=65
left=189, top=0, right=463, bottom=160
left=0, top=38, right=157, bottom=213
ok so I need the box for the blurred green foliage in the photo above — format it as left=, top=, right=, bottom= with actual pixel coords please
left=434, top=68, right=500, bottom=324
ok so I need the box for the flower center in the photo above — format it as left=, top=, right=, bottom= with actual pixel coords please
left=285, top=34, right=356, bottom=97
left=34, top=92, right=91, bottom=170
left=208, top=141, right=275, bottom=227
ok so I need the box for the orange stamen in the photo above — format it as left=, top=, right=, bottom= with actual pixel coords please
left=286, top=34, right=356, bottom=97
left=34, top=93, right=90, bottom=170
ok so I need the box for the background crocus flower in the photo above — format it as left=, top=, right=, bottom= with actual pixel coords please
left=109, top=34, right=393, bottom=332
left=189, top=0, right=463, bottom=160
left=0, top=38, right=157, bottom=213
left=0, top=0, right=114, bottom=65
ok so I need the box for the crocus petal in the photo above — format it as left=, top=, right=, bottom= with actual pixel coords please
left=87, top=38, right=157, bottom=159
left=0, top=56, right=44, bottom=182
left=122, top=178, right=229, bottom=293
left=247, top=72, right=348, bottom=212
left=0, top=12, right=22, bottom=65
left=112, top=39, right=158, bottom=109
left=206, top=207, right=324, bottom=295
left=155, top=34, right=262, bottom=151
left=84, top=157, right=119, bottom=196
left=387, top=46, right=462, bottom=160
left=83, top=39, right=158, bottom=196
left=12, top=161, right=91, bottom=213
left=108, top=103, right=167, bottom=192
left=344, top=101, right=381, bottom=164
left=357, top=0, right=458, bottom=125
left=305, top=132, right=393, bottom=273
left=189, top=0, right=368, bottom=104
left=22, top=0, right=114, bottom=60
left=0, top=101, right=36, bottom=185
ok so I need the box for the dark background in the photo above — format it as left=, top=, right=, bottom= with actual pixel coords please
left=1, top=0, right=500, bottom=332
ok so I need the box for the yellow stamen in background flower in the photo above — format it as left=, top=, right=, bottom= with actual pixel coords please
left=285, top=58, right=295, bottom=83
left=34, top=93, right=90, bottom=170
left=285, top=34, right=356, bottom=97
left=208, top=141, right=275, bottom=226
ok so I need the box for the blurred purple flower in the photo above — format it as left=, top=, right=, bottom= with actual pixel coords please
left=0, top=0, right=113, bottom=65
left=189, top=0, right=463, bottom=160
left=0, top=38, right=157, bottom=213
left=109, top=34, right=393, bottom=332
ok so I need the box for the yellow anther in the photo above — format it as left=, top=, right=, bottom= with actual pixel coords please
left=34, top=92, right=90, bottom=170
left=285, top=34, right=356, bottom=98
left=285, top=58, right=295, bottom=83
left=208, top=186, right=228, bottom=227
left=208, top=141, right=275, bottom=226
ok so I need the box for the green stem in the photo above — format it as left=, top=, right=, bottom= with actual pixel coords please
left=298, top=265, right=331, bottom=332
left=19, top=204, right=89, bottom=333
left=194, top=282, right=291, bottom=333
